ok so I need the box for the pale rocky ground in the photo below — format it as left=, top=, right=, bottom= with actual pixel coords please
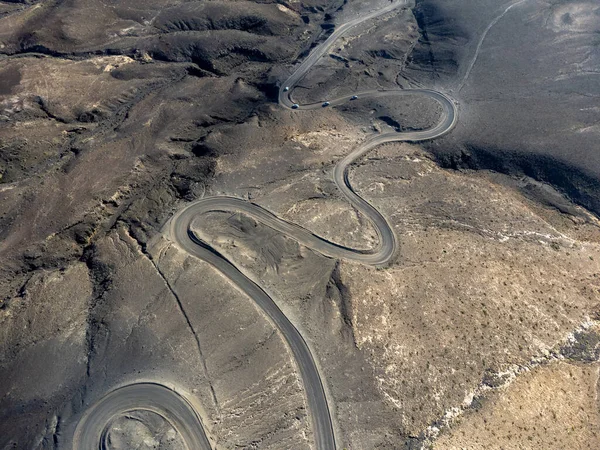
left=194, top=113, right=600, bottom=448
left=105, top=410, right=186, bottom=450
left=345, top=142, right=600, bottom=438
left=434, top=359, right=600, bottom=449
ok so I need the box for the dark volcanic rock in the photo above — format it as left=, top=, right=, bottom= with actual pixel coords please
left=143, top=30, right=296, bottom=75
left=405, top=1, right=468, bottom=79
left=154, top=1, right=302, bottom=36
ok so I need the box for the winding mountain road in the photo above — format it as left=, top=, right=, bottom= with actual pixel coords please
left=73, top=383, right=211, bottom=449
left=73, top=1, right=457, bottom=449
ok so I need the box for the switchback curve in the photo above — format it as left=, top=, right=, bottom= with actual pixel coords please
left=74, top=1, right=457, bottom=449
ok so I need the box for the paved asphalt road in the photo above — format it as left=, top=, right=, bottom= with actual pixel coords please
left=73, top=383, right=212, bottom=449
left=72, top=1, right=457, bottom=449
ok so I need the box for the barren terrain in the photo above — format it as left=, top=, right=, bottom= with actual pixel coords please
left=1, top=0, right=599, bottom=449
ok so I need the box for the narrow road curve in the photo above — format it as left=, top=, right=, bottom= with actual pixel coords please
left=73, top=1, right=457, bottom=449
left=73, top=383, right=212, bottom=449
